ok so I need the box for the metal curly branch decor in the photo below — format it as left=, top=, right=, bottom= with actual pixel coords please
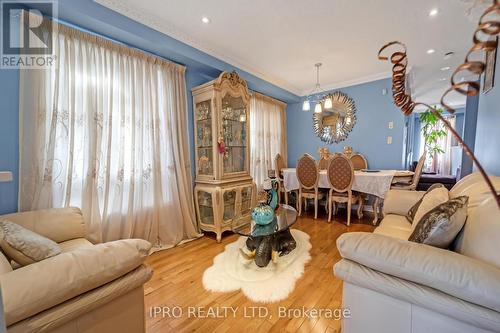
left=378, top=0, right=500, bottom=209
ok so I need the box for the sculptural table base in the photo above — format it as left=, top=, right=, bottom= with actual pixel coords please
left=241, top=228, right=297, bottom=267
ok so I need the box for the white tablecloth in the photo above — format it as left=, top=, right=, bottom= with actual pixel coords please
left=282, top=168, right=396, bottom=199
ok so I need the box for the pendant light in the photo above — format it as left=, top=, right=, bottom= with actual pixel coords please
left=302, top=63, right=329, bottom=112
left=302, top=100, right=311, bottom=111
left=324, top=96, right=333, bottom=109
left=314, top=102, right=322, bottom=113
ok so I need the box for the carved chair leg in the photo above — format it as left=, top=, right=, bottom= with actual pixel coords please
left=357, top=198, right=363, bottom=219
left=328, top=197, right=332, bottom=222
left=357, top=195, right=365, bottom=219
left=347, top=194, right=352, bottom=226
left=314, top=197, right=318, bottom=219
left=298, top=193, right=302, bottom=216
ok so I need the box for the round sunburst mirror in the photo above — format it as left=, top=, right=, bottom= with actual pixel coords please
left=313, top=91, right=357, bottom=144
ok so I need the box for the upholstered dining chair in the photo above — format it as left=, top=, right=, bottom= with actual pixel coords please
left=350, top=153, right=368, bottom=171
left=326, top=154, right=360, bottom=226
left=318, top=156, right=331, bottom=170
left=296, top=154, right=325, bottom=219
left=391, top=153, right=426, bottom=191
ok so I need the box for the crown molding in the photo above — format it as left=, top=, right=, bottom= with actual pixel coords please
left=95, top=0, right=303, bottom=95
left=95, top=0, right=409, bottom=98
left=301, top=71, right=393, bottom=96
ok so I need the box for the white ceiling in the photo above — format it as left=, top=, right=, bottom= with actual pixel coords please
left=96, top=0, right=489, bottom=107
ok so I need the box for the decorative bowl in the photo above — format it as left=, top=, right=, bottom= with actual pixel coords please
left=251, top=202, right=275, bottom=225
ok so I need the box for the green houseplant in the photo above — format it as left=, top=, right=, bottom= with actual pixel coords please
left=419, top=107, right=448, bottom=172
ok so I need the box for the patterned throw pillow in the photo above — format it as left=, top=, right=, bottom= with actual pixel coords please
left=408, top=196, right=469, bottom=249
left=406, top=183, right=445, bottom=223
left=0, top=220, right=61, bottom=266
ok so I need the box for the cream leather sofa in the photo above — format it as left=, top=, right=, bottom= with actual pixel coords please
left=0, top=207, right=153, bottom=333
left=334, top=172, right=500, bottom=333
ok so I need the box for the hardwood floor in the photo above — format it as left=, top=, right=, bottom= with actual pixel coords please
left=144, top=209, right=375, bottom=333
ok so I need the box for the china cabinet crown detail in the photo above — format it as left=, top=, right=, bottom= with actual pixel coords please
left=192, top=71, right=256, bottom=242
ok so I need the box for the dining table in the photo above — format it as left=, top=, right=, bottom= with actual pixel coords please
left=281, top=168, right=414, bottom=224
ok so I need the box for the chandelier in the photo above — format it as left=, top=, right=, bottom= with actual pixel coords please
left=302, top=63, right=333, bottom=113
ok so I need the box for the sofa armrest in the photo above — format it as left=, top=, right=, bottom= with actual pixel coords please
left=336, top=232, right=500, bottom=313
left=8, top=265, right=153, bottom=333
left=0, top=239, right=151, bottom=326
left=382, top=190, right=424, bottom=216
left=0, top=207, right=87, bottom=243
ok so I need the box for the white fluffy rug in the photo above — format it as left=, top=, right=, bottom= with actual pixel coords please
left=202, top=229, right=311, bottom=303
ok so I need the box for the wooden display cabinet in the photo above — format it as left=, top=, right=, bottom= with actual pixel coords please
left=192, top=71, right=256, bottom=242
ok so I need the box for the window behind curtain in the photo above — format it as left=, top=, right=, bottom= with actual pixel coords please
left=19, top=13, right=200, bottom=248
left=249, top=92, right=287, bottom=188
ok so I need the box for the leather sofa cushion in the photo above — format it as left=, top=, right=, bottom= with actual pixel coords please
left=449, top=173, right=500, bottom=213
left=0, top=207, right=86, bottom=243
left=374, top=227, right=411, bottom=240
left=377, top=214, right=412, bottom=231
left=58, top=238, right=93, bottom=253
left=7, top=265, right=153, bottom=333
left=0, top=239, right=151, bottom=326
left=334, top=259, right=500, bottom=332
left=0, top=251, right=12, bottom=275
left=449, top=173, right=482, bottom=198
left=383, top=190, right=424, bottom=216
left=374, top=214, right=412, bottom=240
left=336, top=232, right=500, bottom=313
left=453, top=196, right=500, bottom=269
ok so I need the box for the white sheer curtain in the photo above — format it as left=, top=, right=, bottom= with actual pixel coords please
left=418, top=115, right=456, bottom=175
left=19, top=15, right=200, bottom=250
left=436, top=116, right=456, bottom=175
left=249, top=92, right=287, bottom=188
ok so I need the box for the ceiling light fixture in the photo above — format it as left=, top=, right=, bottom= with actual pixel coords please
left=438, top=78, right=447, bottom=81
left=302, top=63, right=332, bottom=113
left=429, top=8, right=439, bottom=17
left=427, top=49, right=435, bottom=54
left=444, top=51, right=455, bottom=60
left=201, top=16, right=211, bottom=24
left=440, top=66, right=451, bottom=71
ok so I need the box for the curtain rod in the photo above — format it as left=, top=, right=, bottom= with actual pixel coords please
left=24, top=9, right=186, bottom=71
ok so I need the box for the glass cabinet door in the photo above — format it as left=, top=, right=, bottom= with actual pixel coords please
left=197, top=190, right=214, bottom=225
left=196, top=100, right=213, bottom=177
left=240, top=186, right=253, bottom=216
left=221, top=94, right=247, bottom=175
left=222, top=189, right=236, bottom=225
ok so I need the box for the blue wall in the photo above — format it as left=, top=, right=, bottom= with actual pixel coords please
left=0, top=0, right=300, bottom=214
left=0, top=69, right=19, bottom=215
left=286, top=78, right=406, bottom=169
left=475, top=48, right=500, bottom=176
left=462, top=91, right=480, bottom=176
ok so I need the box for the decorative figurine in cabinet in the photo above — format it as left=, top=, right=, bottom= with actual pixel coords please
left=192, top=71, right=256, bottom=242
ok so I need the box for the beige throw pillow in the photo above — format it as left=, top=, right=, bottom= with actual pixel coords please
left=406, top=183, right=445, bottom=222
left=411, top=186, right=449, bottom=232
left=0, top=220, right=61, bottom=266
left=409, top=196, right=469, bottom=248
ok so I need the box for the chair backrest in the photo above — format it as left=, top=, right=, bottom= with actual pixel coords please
left=327, top=154, right=354, bottom=193
left=275, top=153, right=285, bottom=177
left=350, top=154, right=368, bottom=171
left=318, top=156, right=331, bottom=170
left=296, top=154, right=319, bottom=189
left=412, top=153, right=426, bottom=188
